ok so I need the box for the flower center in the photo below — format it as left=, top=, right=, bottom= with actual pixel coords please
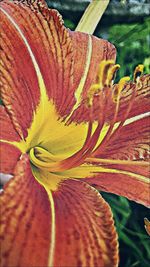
left=29, top=146, right=63, bottom=172
left=29, top=62, right=144, bottom=175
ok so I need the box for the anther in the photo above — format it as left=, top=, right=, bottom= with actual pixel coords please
left=98, top=60, right=115, bottom=88
left=87, top=84, right=101, bottom=107
left=113, top=76, right=130, bottom=102
left=106, top=64, right=120, bottom=87
left=86, top=60, right=115, bottom=107
left=133, top=64, right=144, bottom=83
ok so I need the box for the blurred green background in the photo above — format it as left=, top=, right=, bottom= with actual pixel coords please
left=46, top=0, right=150, bottom=266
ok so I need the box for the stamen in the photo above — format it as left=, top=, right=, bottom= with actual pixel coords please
left=86, top=60, right=115, bottom=107
left=113, top=76, right=130, bottom=102
left=87, top=84, right=101, bottom=107
left=31, top=62, right=145, bottom=175
left=84, top=121, right=93, bottom=145
left=92, top=65, right=143, bottom=157
left=133, top=64, right=144, bottom=83
left=106, top=64, right=120, bottom=87
left=73, top=61, right=117, bottom=163
left=84, top=62, right=128, bottom=157
left=98, top=60, right=114, bottom=87
left=111, top=71, right=139, bottom=135
left=92, top=76, right=130, bottom=156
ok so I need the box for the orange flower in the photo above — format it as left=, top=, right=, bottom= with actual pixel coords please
left=0, top=1, right=149, bottom=267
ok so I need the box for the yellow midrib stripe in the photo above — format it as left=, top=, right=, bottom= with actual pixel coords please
left=66, top=35, right=92, bottom=120
left=82, top=165, right=149, bottom=184
left=33, top=172, right=56, bottom=267
left=98, top=167, right=149, bottom=184
left=86, top=157, right=149, bottom=166
left=45, top=187, right=56, bottom=267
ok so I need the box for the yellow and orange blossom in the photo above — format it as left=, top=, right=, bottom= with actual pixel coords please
left=0, top=1, right=150, bottom=267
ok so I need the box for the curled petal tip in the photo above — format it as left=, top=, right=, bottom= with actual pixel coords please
left=144, top=218, right=150, bottom=236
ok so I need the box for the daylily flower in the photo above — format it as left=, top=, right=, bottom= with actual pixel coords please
left=0, top=0, right=150, bottom=267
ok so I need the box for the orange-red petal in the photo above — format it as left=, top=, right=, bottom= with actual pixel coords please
left=0, top=154, right=51, bottom=267
left=101, top=75, right=149, bottom=123
left=53, top=179, right=118, bottom=267
left=96, top=116, right=150, bottom=161
left=0, top=0, right=75, bottom=118
left=84, top=156, right=149, bottom=206
left=112, top=75, right=150, bottom=122
left=0, top=106, right=20, bottom=142
left=83, top=115, right=150, bottom=207
left=69, top=31, right=116, bottom=122
left=71, top=73, right=149, bottom=123
left=103, top=75, right=150, bottom=124
left=84, top=170, right=150, bottom=207
left=71, top=31, right=116, bottom=90
left=1, top=1, right=115, bottom=122
left=0, top=4, right=41, bottom=138
left=0, top=154, right=119, bottom=267
left=0, top=106, right=21, bottom=175
left=0, top=143, right=21, bottom=174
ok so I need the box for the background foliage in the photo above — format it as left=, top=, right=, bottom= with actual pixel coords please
left=107, top=18, right=150, bottom=80
left=61, top=1, right=150, bottom=267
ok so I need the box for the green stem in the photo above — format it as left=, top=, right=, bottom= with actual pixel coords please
left=75, top=0, right=110, bottom=34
